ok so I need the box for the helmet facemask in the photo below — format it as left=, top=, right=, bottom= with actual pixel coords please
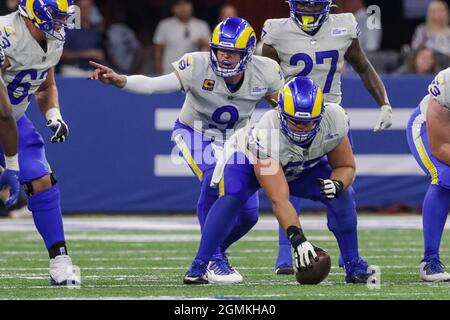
left=288, top=0, right=331, bottom=32
left=210, top=45, right=254, bottom=78
left=279, top=111, right=322, bottom=146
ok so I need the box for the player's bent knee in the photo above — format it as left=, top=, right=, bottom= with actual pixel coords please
left=24, top=173, right=58, bottom=195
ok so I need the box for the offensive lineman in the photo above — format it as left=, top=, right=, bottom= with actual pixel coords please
left=407, top=68, right=450, bottom=282
left=89, top=17, right=285, bottom=284
left=261, top=0, right=393, bottom=274
left=184, top=77, right=373, bottom=284
left=0, top=0, right=79, bottom=285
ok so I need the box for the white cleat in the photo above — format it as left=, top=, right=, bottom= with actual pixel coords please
left=49, top=255, right=81, bottom=287
left=206, top=253, right=243, bottom=284
left=419, top=258, right=450, bottom=282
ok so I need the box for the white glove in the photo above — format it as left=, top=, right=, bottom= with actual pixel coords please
left=318, top=179, right=344, bottom=199
left=46, top=108, right=69, bottom=143
left=374, top=105, right=393, bottom=132
left=294, top=241, right=317, bottom=269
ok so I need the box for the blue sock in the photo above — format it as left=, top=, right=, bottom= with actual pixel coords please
left=27, top=185, right=65, bottom=249
left=195, top=195, right=243, bottom=263
left=220, top=207, right=258, bottom=253
left=326, top=189, right=359, bottom=264
left=423, top=184, right=450, bottom=260
left=196, top=169, right=217, bottom=230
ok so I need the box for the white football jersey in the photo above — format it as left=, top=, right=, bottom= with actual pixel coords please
left=172, top=52, right=284, bottom=142
left=421, top=67, right=450, bottom=115
left=0, top=12, right=64, bottom=119
left=262, top=14, right=359, bottom=104
left=212, top=103, right=348, bottom=184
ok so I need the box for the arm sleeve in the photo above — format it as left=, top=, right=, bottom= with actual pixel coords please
left=123, top=72, right=182, bottom=95
left=171, top=53, right=195, bottom=91
left=261, top=20, right=275, bottom=46
left=349, top=13, right=361, bottom=39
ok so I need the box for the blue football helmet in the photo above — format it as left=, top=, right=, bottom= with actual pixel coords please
left=19, top=0, right=76, bottom=41
left=288, top=0, right=332, bottom=32
left=278, top=76, right=324, bottom=146
left=210, top=17, right=257, bottom=78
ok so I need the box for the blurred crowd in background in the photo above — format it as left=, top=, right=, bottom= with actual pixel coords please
left=1, top=0, right=450, bottom=77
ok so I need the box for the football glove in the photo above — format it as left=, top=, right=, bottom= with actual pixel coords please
left=0, top=169, right=20, bottom=208
left=374, top=105, right=393, bottom=132
left=46, top=108, right=69, bottom=143
left=318, top=178, right=344, bottom=200
left=287, top=226, right=318, bottom=269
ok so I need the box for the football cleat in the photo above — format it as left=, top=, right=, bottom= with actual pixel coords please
left=207, top=253, right=243, bottom=284
left=419, top=257, right=450, bottom=282
left=275, top=244, right=294, bottom=275
left=344, top=257, right=374, bottom=284
left=275, top=264, right=295, bottom=275
left=183, top=259, right=209, bottom=285
left=49, top=255, right=80, bottom=286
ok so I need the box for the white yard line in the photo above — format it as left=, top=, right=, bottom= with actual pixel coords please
left=0, top=216, right=441, bottom=232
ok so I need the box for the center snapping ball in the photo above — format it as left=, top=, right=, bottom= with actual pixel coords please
left=295, top=249, right=331, bottom=285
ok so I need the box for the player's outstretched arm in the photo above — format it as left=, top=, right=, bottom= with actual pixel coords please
left=254, top=157, right=317, bottom=268
left=320, top=136, right=356, bottom=200
left=427, top=98, right=450, bottom=165
left=344, top=39, right=392, bottom=132
left=88, top=61, right=182, bottom=95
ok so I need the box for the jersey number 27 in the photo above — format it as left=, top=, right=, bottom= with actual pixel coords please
left=290, top=50, right=339, bottom=93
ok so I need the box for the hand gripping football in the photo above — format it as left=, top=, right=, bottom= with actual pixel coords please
left=295, top=248, right=331, bottom=285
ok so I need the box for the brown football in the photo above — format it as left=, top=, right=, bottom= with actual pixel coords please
left=295, top=250, right=331, bottom=285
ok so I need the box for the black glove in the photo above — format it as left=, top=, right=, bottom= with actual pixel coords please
left=318, top=178, right=344, bottom=199
left=47, top=119, right=69, bottom=143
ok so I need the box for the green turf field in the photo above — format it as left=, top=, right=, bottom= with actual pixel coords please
left=0, top=216, right=449, bottom=300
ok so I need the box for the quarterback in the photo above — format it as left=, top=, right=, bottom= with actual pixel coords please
left=184, top=77, right=373, bottom=284
left=0, top=0, right=79, bottom=286
left=261, top=0, right=393, bottom=274
left=407, top=68, right=450, bottom=282
left=89, top=17, right=284, bottom=284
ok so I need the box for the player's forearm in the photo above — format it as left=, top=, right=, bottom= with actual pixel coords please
left=358, top=64, right=390, bottom=107
left=35, top=84, right=60, bottom=116
left=0, top=84, right=18, bottom=157
left=122, top=73, right=182, bottom=95
left=0, top=116, right=18, bottom=157
left=330, top=166, right=355, bottom=189
left=271, top=199, right=301, bottom=231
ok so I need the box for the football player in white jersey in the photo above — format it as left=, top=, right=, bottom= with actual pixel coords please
left=0, top=70, right=20, bottom=209
left=89, top=17, right=285, bottom=284
left=407, top=68, right=450, bottom=282
left=183, top=77, right=373, bottom=284
left=0, top=0, right=80, bottom=286
left=261, top=0, right=393, bottom=274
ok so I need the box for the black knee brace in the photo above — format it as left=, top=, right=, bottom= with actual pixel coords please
left=23, top=173, right=58, bottom=196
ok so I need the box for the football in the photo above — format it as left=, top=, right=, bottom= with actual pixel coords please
left=295, top=250, right=331, bottom=285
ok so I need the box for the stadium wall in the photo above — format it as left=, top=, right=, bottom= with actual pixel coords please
left=25, top=75, right=433, bottom=213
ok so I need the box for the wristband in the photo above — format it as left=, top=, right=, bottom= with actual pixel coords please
left=5, top=154, right=19, bottom=171
left=287, top=226, right=307, bottom=248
